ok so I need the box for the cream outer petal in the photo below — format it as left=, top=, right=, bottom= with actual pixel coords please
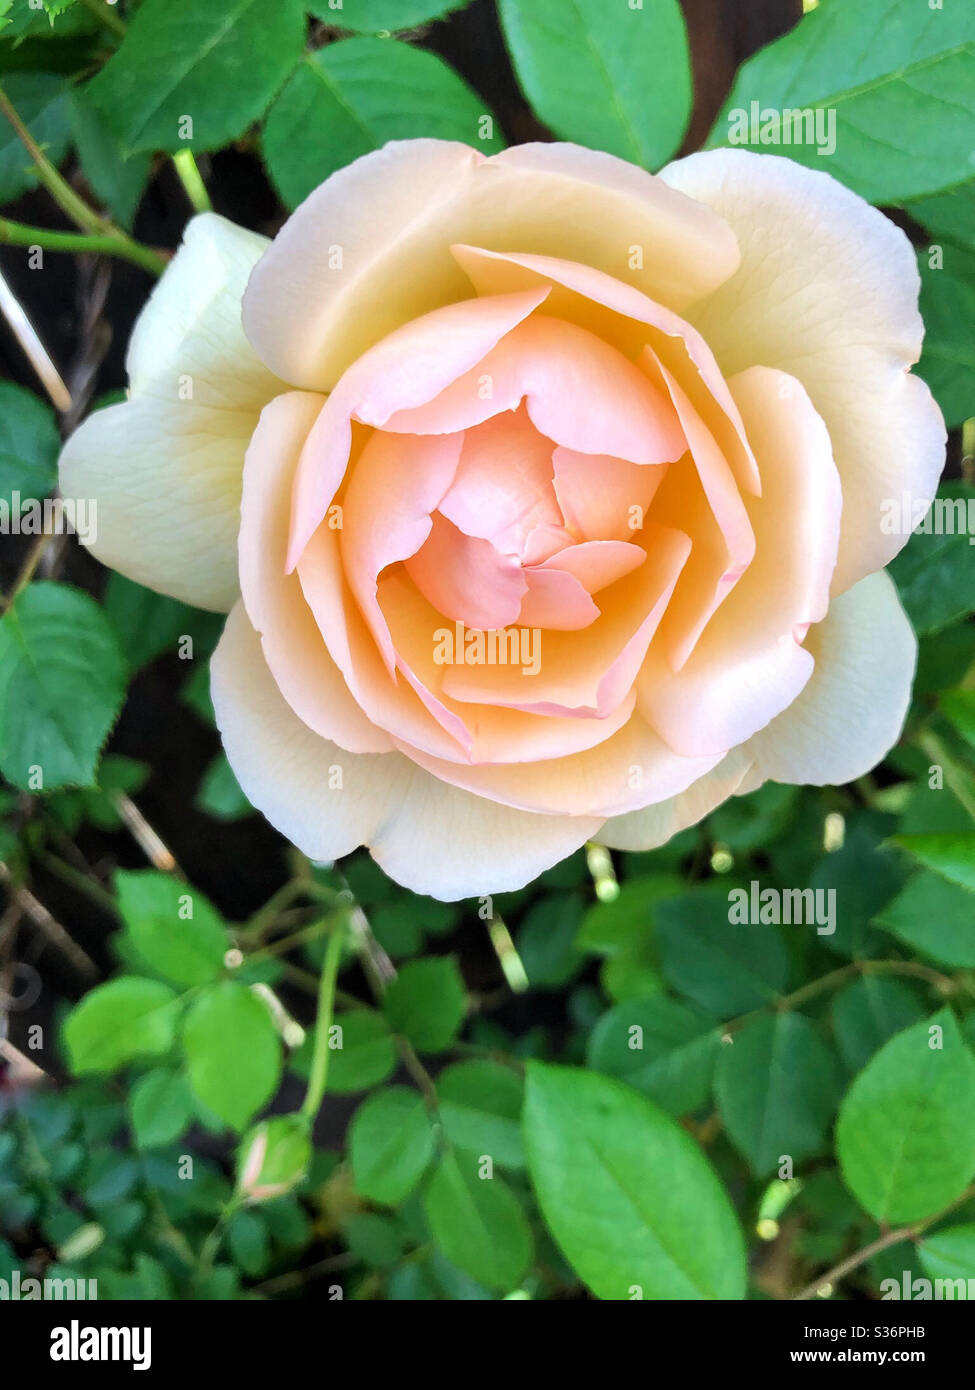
left=59, top=214, right=284, bottom=612
left=597, top=748, right=754, bottom=852
left=241, top=139, right=741, bottom=391
left=658, top=149, right=946, bottom=594
left=211, top=603, right=602, bottom=900
left=744, top=569, right=916, bottom=787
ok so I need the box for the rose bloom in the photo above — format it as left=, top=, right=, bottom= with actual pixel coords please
left=61, top=141, right=944, bottom=899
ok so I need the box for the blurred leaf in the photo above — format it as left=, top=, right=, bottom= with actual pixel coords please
left=436, top=1060, right=525, bottom=1170
left=892, top=832, right=975, bottom=891
left=575, top=874, right=680, bottom=954
left=64, top=977, right=180, bottom=1075
left=875, top=870, right=975, bottom=967
left=515, top=892, right=585, bottom=989
left=586, top=996, right=720, bottom=1117
left=117, top=869, right=229, bottom=987
left=940, top=689, right=975, bottom=750
left=307, top=0, right=472, bottom=32
left=837, top=1010, right=975, bottom=1223
left=831, top=975, right=925, bottom=1074
left=523, top=1062, right=745, bottom=1300
left=907, top=180, right=975, bottom=252
left=422, top=1150, right=532, bottom=1292
left=715, top=1013, right=843, bottom=1176
left=656, top=885, right=790, bottom=1015
left=0, top=582, right=126, bottom=790
left=195, top=753, right=252, bottom=822
left=918, top=1223, right=975, bottom=1285
left=498, top=0, right=690, bottom=168
left=312, top=1007, right=397, bottom=1093
left=104, top=572, right=221, bottom=672
left=182, top=982, right=281, bottom=1131
left=70, top=88, right=150, bottom=228
left=349, top=1087, right=434, bottom=1205
left=128, top=1067, right=195, bottom=1149
left=916, top=243, right=975, bottom=428
left=263, top=38, right=501, bottom=210
left=228, top=1209, right=270, bottom=1276
left=384, top=956, right=466, bottom=1053
left=889, top=485, right=975, bottom=636
left=0, top=70, right=70, bottom=203
left=0, top=380, right=59, bottom=508
left=708, top=0, right=975, bottom=203
left=811, top=816, right=904, bottom=959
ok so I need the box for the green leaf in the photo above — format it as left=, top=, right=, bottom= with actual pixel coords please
left=836, top=1010, right=975, bottom=1223
left=182, top=982, right=281, bottom=1131
left=262, top=39, right=501, bottom=210
left=656, top=885, right=790, bottom=1015
left=575, top=874, right=680, bottom=955
left=128, top=1068, right=194, bottom=1149
left=875, top=871, right=975, bottom=967
left=87, top=0, right=307, bottom=153
left=707, top=0, right=975, bottom=203
left=831, top=975, right=925, bottom=1074
left=117, top=869, right=229, bottom=986
left=228, top=1209, right=270, bottom=1277
left=892, top=832, right=975, bottom=892
left=70, top=88, right=150, bottom=228
left=436, top=1060, right=525, bottom=1170
left=320, top=1007, right=397, bottom=1093
left=343, top=1211, right=406, bottom=1268
left=384, top=957, right=466, bottom=1053
left=195, top=753, right=252, bottom=822
left=307, top=0, right=472, bottom=31
left=0, top=380, right=59, bottom=508
left=498, top=0, right=690, bottom=168
left=523, top=1062, right=745, bottom=1300
left=422, top=1150, right=533, bottom=1292
left=907, top=180, right=975, bottom=253
left=888, top=485, right=975, bottom=636
left=810, top=817, right=904, bottom=959
left=349, top=1086, right=435, bottom=1205
left=586, top=996, right=720, bottom=1117
left=0, top=70, right=70, bottom=204
left=940, top=689, right=975, bottom=750
left=103, top=572, right=221, bottom=672
left=64, top=977, right=180, bottom=1075
left=715, top=1013, right=842, bottom=1176
left=918, top=1224, right=975, bottom=1288
left=916, top=243, right=975, bottom=428
left=0, top=582, right=126, bottom=790
left=515, top=892, right=585, bottom=989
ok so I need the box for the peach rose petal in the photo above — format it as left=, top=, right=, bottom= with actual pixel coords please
left=450, top=244, right=759, bottom=495
left=552, top=448, right=665, bottom=543
left=239, top=390, right=393, bottom=755
left=241, top=140, right=742, bottom=391
left=659, top=148, right=946, bottom=593
left=405, top=513, right=528, bottom=630
left=745, top=570, right=916, bottom=787
left=211, top=603, right=601, bottom=900
left=382, top=315, right=687, bottom=466
left=639, top=366, right=842, bottom=758
left=443, top=526, right=691, bottom=718
left=287, top=287, right=550, bottom=568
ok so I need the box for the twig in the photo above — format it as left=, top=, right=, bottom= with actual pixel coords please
left=0, top=267, right=71, bottom=410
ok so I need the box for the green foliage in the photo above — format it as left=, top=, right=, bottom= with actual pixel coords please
left=708, top=0, right=975, bottom=203
left=263, top=38, right=501, bottom=209
left=0, top=582, right=126, bottom=789
left=0, top=380, right=59, bottom=508
left=498, top=0, right=690, bottom=169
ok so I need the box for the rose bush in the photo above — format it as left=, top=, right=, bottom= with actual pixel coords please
left=60, top=139, right=945, bottom=899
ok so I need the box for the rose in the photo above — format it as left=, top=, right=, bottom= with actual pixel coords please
left=60, top=140, right=944, bottom=900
